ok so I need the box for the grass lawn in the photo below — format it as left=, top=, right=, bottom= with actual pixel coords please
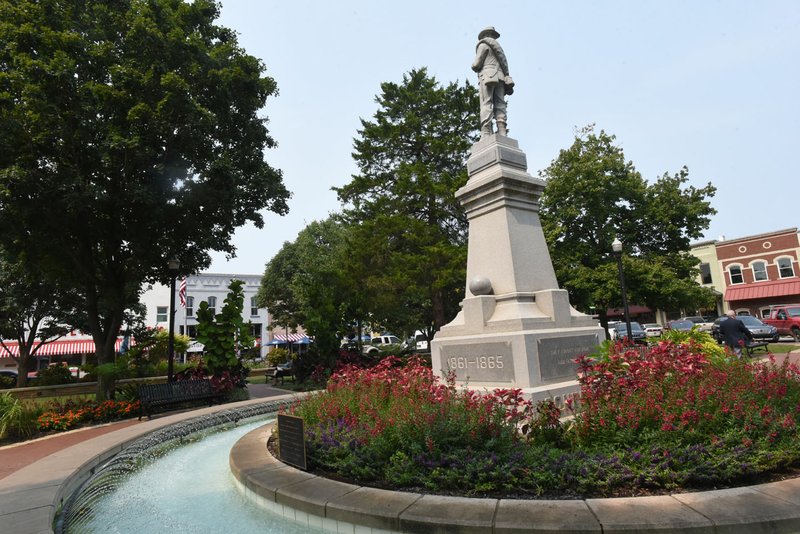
left=764, top=342, right=800, bottom=354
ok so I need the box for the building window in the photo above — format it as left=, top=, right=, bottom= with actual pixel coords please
left=251, top=297, right=259, bottom=317
left=752, top=261, right=768, bottom=281
left=760, top=308, right=772, bottom=319
left=156, top=306, right=168, bottom=323
left=207, top=296, right=217, bottom=316
left=185, top=296, right=194, bottom=317
left=728, top=265, right=744, bottom=285
left=777, top=257, right=795, bottom=278
left=250, top=323, right=262, bottom=339
left=699, top=263, right=712, bottom=284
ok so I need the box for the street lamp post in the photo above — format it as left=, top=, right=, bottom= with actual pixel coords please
left=167, top=258, right=180, bottom=382
left=612, top=237, right=633, bottom=341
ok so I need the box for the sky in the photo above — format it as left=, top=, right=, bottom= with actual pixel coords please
left=208, top=0, right=799, bottom=275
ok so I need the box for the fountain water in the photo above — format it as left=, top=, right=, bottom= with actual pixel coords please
left=57, top=400, right=321, bottom=534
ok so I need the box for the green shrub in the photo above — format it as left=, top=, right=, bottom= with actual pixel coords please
left=0, top=392, right=43, bottom=440
left=267, top=347, right=290, bottom=367
left=225, top=386, right=250, bottom=403
left=115, top=383, right=141, bottom=402
left=36, top=364, right=75, bottom=386
left=0, top=375, right=15, bottom=389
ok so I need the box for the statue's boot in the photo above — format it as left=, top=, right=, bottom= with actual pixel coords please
left=497, top=121, right=508, bottom=136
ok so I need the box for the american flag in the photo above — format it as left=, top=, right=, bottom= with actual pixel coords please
left=179, top=277, right=187, bottom=307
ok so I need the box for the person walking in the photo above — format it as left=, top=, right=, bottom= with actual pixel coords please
left=719, top=310, right=753, bottom=357
left=471, top=26, right=514, bottom=137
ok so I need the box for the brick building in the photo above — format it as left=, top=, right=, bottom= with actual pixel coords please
left=704, top=228, right=800, bottom=318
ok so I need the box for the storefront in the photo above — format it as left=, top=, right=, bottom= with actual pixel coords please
left=0, top=336, right=127, bottom=374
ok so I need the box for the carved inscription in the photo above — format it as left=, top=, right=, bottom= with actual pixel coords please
left=537, top=335, right=599, bottom=381
left=441, top=342, right=515, bottom=383
left=277, top=413, right=307, bottom=470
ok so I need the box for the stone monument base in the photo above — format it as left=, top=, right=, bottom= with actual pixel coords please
left=430, top=133, right=603, bottom=402
left=431, top=325, right=597, bottom=403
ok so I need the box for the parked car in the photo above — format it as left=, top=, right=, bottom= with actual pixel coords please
left=665, top=319, right=694, bottom=332
left=712, top=315, right=780, bottom=343
left=681, top=316, right=714, bottom=332
left=642, top=323, right=663, bottom=337
left=609, top=322, right=647, bottom=344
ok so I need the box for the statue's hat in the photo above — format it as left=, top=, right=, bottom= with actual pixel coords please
left=478, top=26, right=500, bottom=40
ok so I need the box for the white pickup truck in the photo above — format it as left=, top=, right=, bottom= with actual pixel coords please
left=363, top=335, right=404, bottom=354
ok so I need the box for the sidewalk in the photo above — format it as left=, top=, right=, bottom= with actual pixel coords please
left=0, top=382, right=290, bottom=481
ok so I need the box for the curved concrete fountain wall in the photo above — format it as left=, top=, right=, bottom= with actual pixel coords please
left=231, top=422, right=800, bottom=534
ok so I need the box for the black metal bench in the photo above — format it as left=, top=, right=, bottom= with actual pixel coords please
left=270, top=361, right=294, bottom=385
left=138, top=380, right=221, bottom=420
left=745, top=341, right=769, bottom=356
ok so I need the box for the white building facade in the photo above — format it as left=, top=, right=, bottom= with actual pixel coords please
left=140, top=272, right=268, bottom=360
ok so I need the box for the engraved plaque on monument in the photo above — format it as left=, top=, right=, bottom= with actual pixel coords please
left=440, top=342, right=515, bottom=383
left=537, top=335, right=600, bottom=382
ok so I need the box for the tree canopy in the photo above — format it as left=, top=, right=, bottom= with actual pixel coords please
left=539, top=126, right=717, bottom=326
left=0, top=0, right=289, bottom=397
left=334, top=68, right=478, bottom=335
left=0, top=254, right=83, bottom=386
left=258, top=217, right=357, bottom=358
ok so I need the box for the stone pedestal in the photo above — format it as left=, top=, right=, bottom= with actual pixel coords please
left=431, top=135, right=603, bottom=402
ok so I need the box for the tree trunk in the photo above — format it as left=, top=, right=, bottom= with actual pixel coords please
left=432, top=287, right=446, bottom=331
left=14, top=354, right=33, bottom=388
left=97, top=373, right=115, bottom=401
left=12, top=345, right=41, bottom=388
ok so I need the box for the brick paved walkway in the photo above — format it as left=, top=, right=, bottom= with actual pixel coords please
left=0, top=381, right=289, bottom=480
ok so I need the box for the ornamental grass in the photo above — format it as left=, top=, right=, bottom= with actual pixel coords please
left=285, top=341, right=800, bottom=498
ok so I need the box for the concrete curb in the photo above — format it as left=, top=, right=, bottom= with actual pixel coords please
left=231, top=422, right=800, bottom=533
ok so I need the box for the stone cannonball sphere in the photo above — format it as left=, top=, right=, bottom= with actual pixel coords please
left=469, top=276, right=493, bottom=296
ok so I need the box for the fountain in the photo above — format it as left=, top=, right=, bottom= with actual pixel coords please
left=56, top=400, right=320, bottom=534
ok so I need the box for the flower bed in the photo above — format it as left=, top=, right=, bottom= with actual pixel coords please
left=284, top=342, right=800, bottom=498
left=36, top=398, right=140, bottom=432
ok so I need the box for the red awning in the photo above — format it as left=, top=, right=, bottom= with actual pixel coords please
left=0, top=337, right=126, bottom=358
left=725, top=280, right=800, bottom=302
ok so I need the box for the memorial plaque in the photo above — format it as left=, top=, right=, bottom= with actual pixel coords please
left=537, top=335, right=599, bottom=381
left=440, top=342, right=515, bottom=383
left=277, top=413, right=307, bottom=470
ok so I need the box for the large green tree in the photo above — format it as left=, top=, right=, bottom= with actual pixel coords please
left=539, top=126, right=717, bottom=330
left=258, top=217, right=360, bottom=359
left=0, top=0, right=289, bottom=398
left=334, top=68, right=478, bottom=336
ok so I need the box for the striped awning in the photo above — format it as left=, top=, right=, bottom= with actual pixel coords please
left=0, top=337, right=127, bottom=358
left=271, top=333, right=308, bottom=342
